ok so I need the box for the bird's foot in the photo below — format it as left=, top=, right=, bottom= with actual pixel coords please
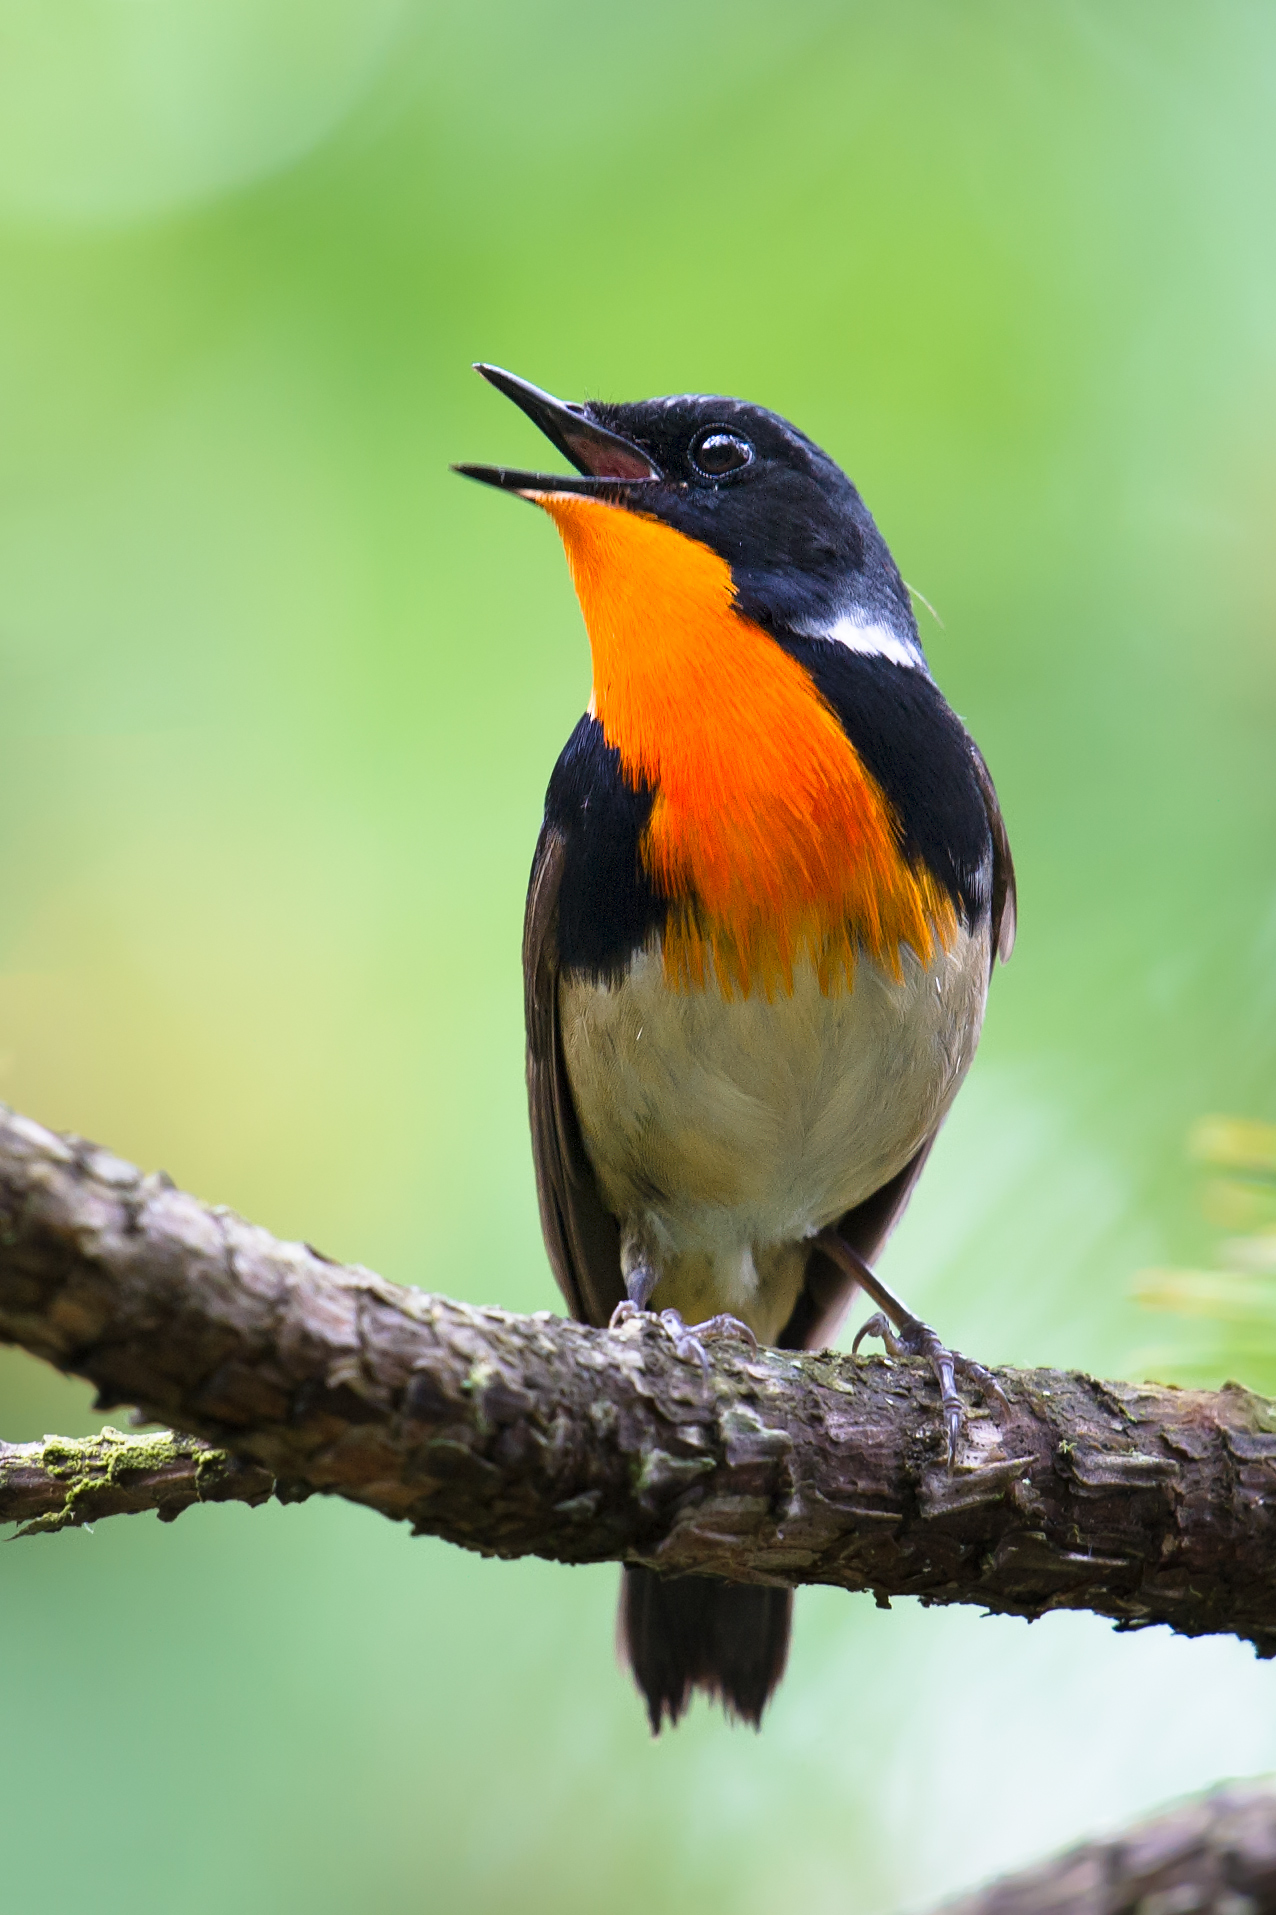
left=609, top=1280, right=757, bottom=1371
left=852, top=1310, right=1008, bottom=1465
left=688, top=1312, right=759, bottom=1349
left=657, top=1309, right=711, bottom=1373
left=652, top=1308, right=759, bottom=1373
left=812, top=1230, right=1008, bottom=1467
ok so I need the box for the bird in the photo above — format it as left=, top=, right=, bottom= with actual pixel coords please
left=455, top=365, right=1016, bottom=1734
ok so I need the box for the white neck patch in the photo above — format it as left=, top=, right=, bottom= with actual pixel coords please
left=798, top=612, right=928, bottom=672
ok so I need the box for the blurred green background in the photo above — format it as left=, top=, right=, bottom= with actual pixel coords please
left=2, top=3, right=1275, bottom=1910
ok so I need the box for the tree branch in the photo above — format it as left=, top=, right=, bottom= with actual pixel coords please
left=936, top=1782, right=1276, bottom=1915
left=0, top=1427, right=279, bottom=1535
left=3, top=1105, right=1276, bottom=1658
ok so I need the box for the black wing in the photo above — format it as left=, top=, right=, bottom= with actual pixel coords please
left=970, top=738, right=1017, bottom=968
left=779, top=737, right=1017, bottom=1352
left=523, top=824, right=626, bottom=1328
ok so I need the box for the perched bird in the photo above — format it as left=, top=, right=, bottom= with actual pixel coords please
left=456, top=366, right=1015, bottom=1733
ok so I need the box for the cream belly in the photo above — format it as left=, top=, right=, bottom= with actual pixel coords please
left=559, top=924, right=991, bottom=1341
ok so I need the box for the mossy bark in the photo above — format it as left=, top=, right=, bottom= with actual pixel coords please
left=0, top=1427, right=277, bottom=1534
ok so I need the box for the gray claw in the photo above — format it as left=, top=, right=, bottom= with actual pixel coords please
left=853, top=1309, right=1003, bottom=1466
left=690, top=1312, right=758, bottom=1349
left=852, top=1311, right=896, bottom=1358
left=953, top=1354, right=1011, bottom=1415
left=658, top=1309, right=710, bottom=1374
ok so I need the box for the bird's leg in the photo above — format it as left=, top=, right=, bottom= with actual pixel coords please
left=608, top=1256, right=659, bottom=1330
left=813, top=1228, right=1007, bottom=1464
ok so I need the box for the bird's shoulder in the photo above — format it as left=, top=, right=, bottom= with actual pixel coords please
left=540, top=713, right=667, bottom=985
left=777, top=638, right=1015, bottom=961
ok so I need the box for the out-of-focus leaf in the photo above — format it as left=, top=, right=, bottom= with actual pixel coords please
left=1135, top=1120, right=1276, bottom=1393
left=1189, top=1116, right=1276, bottom=1177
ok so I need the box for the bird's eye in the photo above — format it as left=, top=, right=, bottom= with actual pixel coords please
left=689, top=430, right=753, bottom=478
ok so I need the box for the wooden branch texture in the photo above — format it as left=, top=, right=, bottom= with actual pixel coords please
left=939, top=1783, right=1276, bottom=1915
left=4, top=1105, right=1276, bottom=1658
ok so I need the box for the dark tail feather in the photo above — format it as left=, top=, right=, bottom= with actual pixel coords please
left=619, top=1566, right=792, bottom=1733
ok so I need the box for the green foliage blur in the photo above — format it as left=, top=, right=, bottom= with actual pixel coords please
left=1134, top=1117, right=1276, bottom=1390
left=1, top=4, right=1275, bottom=1911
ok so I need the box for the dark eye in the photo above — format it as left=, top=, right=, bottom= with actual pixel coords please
left=689, top=429, right=753, bottom=478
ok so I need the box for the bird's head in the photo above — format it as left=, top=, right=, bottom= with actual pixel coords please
left=454, top=365, right=925, bottom=670
left=456, top=368, right=959, bottom=997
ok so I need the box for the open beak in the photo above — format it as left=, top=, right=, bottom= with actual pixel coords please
left=453, top=364, right=661, bottom=497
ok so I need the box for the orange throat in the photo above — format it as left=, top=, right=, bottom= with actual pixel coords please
left=539, top=492, right=955, bottom=997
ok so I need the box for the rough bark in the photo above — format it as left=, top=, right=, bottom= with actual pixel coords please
left=0, top=1427, right=279, bottom=1535
left=937, top=1782, right=1276, bottom=1915
left=4, top=1105, right=1276, bottom=1660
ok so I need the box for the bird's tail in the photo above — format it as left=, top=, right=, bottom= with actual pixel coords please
left=619, top=1565, right=792, bottom=1733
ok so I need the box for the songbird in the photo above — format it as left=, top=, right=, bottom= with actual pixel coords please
left=455, top=366, right=1015, bottom=1733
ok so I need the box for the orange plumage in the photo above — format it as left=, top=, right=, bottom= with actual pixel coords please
left=539, top=492, right=955, bottom=997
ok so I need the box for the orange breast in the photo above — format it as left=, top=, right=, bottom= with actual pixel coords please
left=540, top=492, right=955, bottom=998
